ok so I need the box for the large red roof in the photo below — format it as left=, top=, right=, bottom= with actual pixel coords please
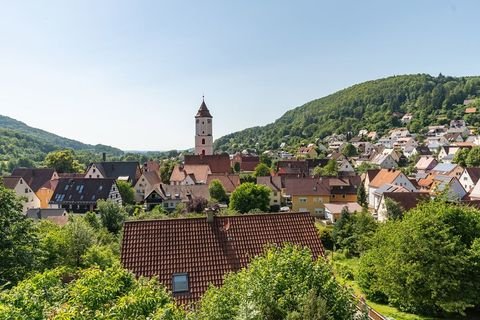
left=121, top=212, right=324, bottom=304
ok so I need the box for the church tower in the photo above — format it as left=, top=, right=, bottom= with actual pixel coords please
left=195, top=97, right=213, bottom=156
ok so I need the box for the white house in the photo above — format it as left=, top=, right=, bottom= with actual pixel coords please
left=133, top=171, right=162, bottom=203
left=430, top=175, right=466, bottom=201
left=370, top=153, right=398, bottom=169
left=367, top=169, right=416, bottom=209
left=459, top=168, right=480, bottom=193
left=338, top=159, right=356, bottom=175
left=324, top=202, right=363, bottom=224
left=2, top=176, right=41, bottom=212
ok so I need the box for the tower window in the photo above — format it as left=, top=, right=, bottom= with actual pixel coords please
left=208, top=119, right=211, bottom=123
left=202, top=138, right=205, bottom=144
left=202, top=121, right=204, bottom=124
left=202, top=150, right=206, bottom=156
left=196, top=119, right=199, bottom=123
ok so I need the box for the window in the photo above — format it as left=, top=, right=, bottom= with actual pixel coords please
left=299, top=197, right=307, bottom=203
left=202, top=138, right=205, bottom=145
left=196, top=119, right=199, bottom=123
left=25, top=188, right=29, bottom=193
left=93, top=169, right=96, bottom=173
left=19, top=179, right=23, bottom=184
left=207, top=119, right=211, bottom=123
left=172, top=273, right=189, bottom=293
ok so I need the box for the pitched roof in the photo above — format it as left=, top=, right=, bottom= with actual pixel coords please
left=148, top=184, right=210, bottom=202
left=51, top=178, right=117, bottom=204
left=374, top=183, right=409, bottom=195
left=207, top=174, right=240, bottom=193
left=1, top=176, right=23, bottom=189
left=284, top=177, right=330, bottom=196
left=26, top=208, right=68, bottom=225
left=365, top=169, right=380, bottom=182
left=369, top=169, right=402, bottom=188
left=415, top=156, right=437, bottom=170
left=11, top=168, right=56, bottom=192
left=383, top=192, right=430, bottom=211
left=121, top=212, right=324, bottom=304
left=142, top=171, right=162, bottom=186
left=170, top=164, right=211, bottom=184
left=464, top=167, right=480, bottom=185
left=184, top=155, right=231, bottom=174
left=143, top=160, right=160, bottom=173
left=431, top=163, right=458, bottom=174
left=415, top=146, right=432, bottom=155
left=324, top=202, right=363, bottom=214
left=257, top=176, right=283, bottom=192
left=195, top=99, right=212, bottom=118
left=89, top=162, right=142, bottom=185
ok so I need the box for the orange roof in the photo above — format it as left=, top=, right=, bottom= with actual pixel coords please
left=207, top=174, right=240, bottom=193
left=369, top=169, right=402, bottom=188
left=465, top=107, right=477, bottom=114
left=170, top=164, right=211, bottom=184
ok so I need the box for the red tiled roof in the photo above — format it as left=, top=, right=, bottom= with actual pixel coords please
left=11, top=168, right=56, bottom=192
left=207, top=174, right=240, bottom=193
left=121, top=212, right=324, bottom=304
left=284, top=177, right=330, bottom=196
left=184, top=155, right=231, bottom=174
left=383, top=192, right=430, bottom=211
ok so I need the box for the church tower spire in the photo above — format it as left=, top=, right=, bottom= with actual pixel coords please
left=195, top=97, right=213, bottom=156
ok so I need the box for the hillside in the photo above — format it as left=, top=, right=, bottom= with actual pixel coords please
left=214, top=74, right=480, bottom=152
left=0, top=115, right=123, bottom=171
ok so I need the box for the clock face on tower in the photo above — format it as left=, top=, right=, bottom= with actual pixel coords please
left=195, top=98, right=213, bottom=156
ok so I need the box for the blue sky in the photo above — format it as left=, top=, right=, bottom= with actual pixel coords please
left=0, top=0, right=479, bottom=150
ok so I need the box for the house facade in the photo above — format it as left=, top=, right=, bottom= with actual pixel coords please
left=2, top=176, right=41, bottom=212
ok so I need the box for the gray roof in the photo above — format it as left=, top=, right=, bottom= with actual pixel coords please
left=51, top=178, right=117, bottom=204
left=26, top=208, right=67, bottom=220
left=89, top=162, right=141, bottom=185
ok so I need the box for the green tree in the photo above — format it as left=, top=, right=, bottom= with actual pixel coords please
left=116, top=180, right=135, bottom=205
left=44, top=149, right=83, bottom=173
left=384, top=197, right=404, bottom=220
left=453, top=148, right=470, bottom=167
left=259, top=153, right=273, bottom=167
left=229, top=182, right=270, bottom=213
left=253, top=163, right=271, bottom=177
left=97, top=199, right=126, bottom=234
left=358, top=200, right=480, bottom=315
left=0, top=183, right=38, bottom=287
left=333, top=210, right=377, bottom=257
left=313, top=159, right=338, bottom=176
left=357, top=183, right=368, bottom=208
left=209, top=179, right=228, bottom=203
left=196, top=245, right=356, bottom=320
left=341, top=143, right=357, bottom=157
left=160, top=160, right=176, bottom=184
left=63, top=216, right=96, bottom=267
left=466, top=146, right=480, bottom=167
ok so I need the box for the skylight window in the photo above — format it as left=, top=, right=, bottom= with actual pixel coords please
left=172, top=273, right=189, bottom=293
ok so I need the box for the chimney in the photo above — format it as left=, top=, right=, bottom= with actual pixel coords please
left=206, top=209, right=214, bottom=223
left=102, top=152, right=106, bottom=162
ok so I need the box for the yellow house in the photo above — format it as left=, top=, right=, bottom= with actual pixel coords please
left=284, top=176, right=360, bottom=216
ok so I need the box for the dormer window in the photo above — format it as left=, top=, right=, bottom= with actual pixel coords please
left=172, top=273, right=189, bottom=293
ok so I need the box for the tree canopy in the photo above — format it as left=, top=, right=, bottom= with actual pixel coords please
left=358, top=200, right=480, bottom=315
left=229, top=182, right=270, bottom=213
left=209, top=179, right=228, bottom=203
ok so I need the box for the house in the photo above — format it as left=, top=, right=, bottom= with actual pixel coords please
left=437, top=145, right=472, bottom=163
left=85, top=161, right=142, bottom=185
left=121, top=212, right=325, bottom=304
left=367, top=131, right=378, bottom=140
left=376, top=192, right=430, bottom=222
left=410, top=145, right=432, bottom=158
left=257, top=176, right=283, bottom=210
left=430, top=163, right=464, bottom=179
left=367, top=169, right=416, bottom=209
left=50, top=178, right=122, bottom=213
left=143, top=160, right=160, bottom=173
left=11, top=168, right=59, bottom=208
left=352, top=141, right=375, bottom=155
left=207, top=174, right=241, bottom=194
left=1, top=176, right=41, bottom=212
left=133, top=171, right=162, bottom=203
left=284, top=178, right=330, bottom=215
left=430, top=175, right=466, bottom=201
left=370, top=153, right=398, bottom=169
left=443, top=132, right=464, bottom=143
left=324, top=202, right=363, bottom=223
left=26, top=208, right=68, bottom=225
left=372, top=183, right=410, bottom=214
left=328, top=141, right=345, bottom=152
left=144, top=184, right=210, bottom=211
left=393, top=137, right=418, bottom=151
left=465, top=107, right=477, bottom=114
left=337, top=159, right=355, bottom=175
left=170, top=164, right=211, bottom=185
left=230, top=153, right=260, bottom=172
left=415, top=156, right=438, bottom=172
left=297, top=145, right=318, bottom=159
left=362, top=169, right=380, bottom=199
left=389, top=128, right=411, bottom=139
left=283, top=176, right=359, bottom=216
left=184, top=154, right=231, bottom=174
left=276, top=160, right=309, bottom=178
left=459, top=168, right=480, bottom=192
left=427, top=125, right=448, bottom=137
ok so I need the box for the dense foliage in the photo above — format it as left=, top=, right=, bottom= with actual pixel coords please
left=358, top=200, right=480, bottom=315
left=196, top=245, right=357, bottom=320
left=332, top=210, right=377, bottom=257
left=0, top=184, right=39, bottom=287
left=209, top=179, right=228, bottom=203
left=215, top=74, right=480, bottom=152
left=229, top=182, right=271, bottom=213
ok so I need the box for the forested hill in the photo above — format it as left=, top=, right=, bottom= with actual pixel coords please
left=0, top=115, right=123, bottom=170
left=214, top=74, right=480, bottom=152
